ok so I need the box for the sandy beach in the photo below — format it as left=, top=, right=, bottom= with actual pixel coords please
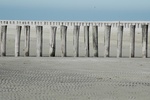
left=0, top=57, right=150, bottom=100
left=0, top=22, right=150, bottom=100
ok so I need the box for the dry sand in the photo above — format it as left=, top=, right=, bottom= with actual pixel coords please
left=0, top=24, right=150, bottom=100
left=0, top=58, right=150, bottom=100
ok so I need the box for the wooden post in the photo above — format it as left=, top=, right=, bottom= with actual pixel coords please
left=36, top=26, right=43, bottom=57
left=129, top=25, right=135, bottom=58
left=49, top=26, right=57, bottom=57
left=73, top=25, right=80, bottom=57
left=60, top=25, right=67, bottom=57
left=142, top=24, right=148, bottom=58
left=92, top=26, right=98, bottom=57
left=15, top=26, right=22, bottom=57
left=117, top=26, right=123, bottom=58
left=1, top=25, right=7, bottom=56
left=104, top=25, right=111, bottom=57
left=24, top=26, right=30, bottom=56
left=84, top=26, right=90, bottom=57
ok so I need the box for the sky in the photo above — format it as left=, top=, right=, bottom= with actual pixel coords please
left=0, top=0, right=150, bottom=21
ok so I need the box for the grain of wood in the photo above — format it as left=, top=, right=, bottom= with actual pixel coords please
left=24, top=26, right=30, bottom=57
left=84, top=26, right=90, bottom=57
left=49, top=26, right=57, bottom=57
left=36, top=26, right=43, bottom=57
left=1, top=25, right=7, bottom=57
left=15, top=26, right=22, bottom=57
left=104, top=25, right=111, bottom=57
left=142, top=24, right=148, bottom=58
left=129, top=25, right=135, bottom=58
left=73, top=26, right=80, bottom=57
left=117, top=26, right=123, bottom=58
left=61, top=26, right=67, bottom=57
left=92, top=26, right=98, bottom=57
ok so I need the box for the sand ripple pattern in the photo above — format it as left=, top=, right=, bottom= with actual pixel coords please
left=0, top=58, right=150, bottom=100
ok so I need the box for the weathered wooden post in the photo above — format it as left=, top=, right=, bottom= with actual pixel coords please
left=142, top=24, right=148, bottom=58
left=49, top=26, right=57, bottom=57
left=129, top=25, right=136, bottom=58
left=73, top=25, right=80, bottom=57
left=24, top=26, right=30, bottom=56
left=60, top=25, right=67, bottom=57
left=1, top=25, right=7, bottom=56
left=36, top=26, right=43, bottom=57
left=15, top=26, right=22, bottom=57
left=84, top=26, right=90, bottom=57
left=104, top=25, right=111, bottom=57
left=117, top=26, right=123, bottom=58
left=92, top=26, right=98, bottom=57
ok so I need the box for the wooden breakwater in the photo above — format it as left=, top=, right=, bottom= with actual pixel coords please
left=1, top=20, right=150, bottom=28
left=0, top=20, right=149, bottom=58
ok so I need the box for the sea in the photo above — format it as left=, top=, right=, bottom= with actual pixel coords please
left=0, top=6, right=150, bottom=21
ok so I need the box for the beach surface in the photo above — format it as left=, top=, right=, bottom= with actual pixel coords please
left=0, top=57, right=150, bottom=100
left=0, top=24, right=150, bottom=100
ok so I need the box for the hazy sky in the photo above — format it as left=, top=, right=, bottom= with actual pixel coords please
left=0, top=0, right=150, bottom=21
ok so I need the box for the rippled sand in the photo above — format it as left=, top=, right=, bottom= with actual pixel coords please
left=0, top=58, right=150, bottom=100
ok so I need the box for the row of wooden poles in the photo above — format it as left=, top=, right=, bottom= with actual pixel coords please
left=1, top=20, right=148, bottom=28
left=0, top=24, right=149, bottom=58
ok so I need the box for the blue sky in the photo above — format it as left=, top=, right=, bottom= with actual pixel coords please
left=0, top=0, right=150, bottom=21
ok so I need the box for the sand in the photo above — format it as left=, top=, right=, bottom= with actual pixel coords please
left=0, top=58, right=150, bottom=100
left=0, top=23, right=150, bottom=100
